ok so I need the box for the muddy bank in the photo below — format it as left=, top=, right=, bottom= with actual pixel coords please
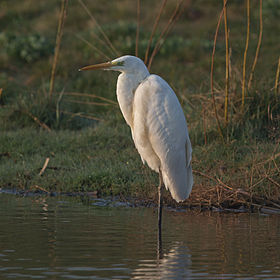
left=1, top=187, right=280, bottom=215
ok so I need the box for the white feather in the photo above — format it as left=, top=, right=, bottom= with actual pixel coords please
left=114, top=56, right=193, bottom=202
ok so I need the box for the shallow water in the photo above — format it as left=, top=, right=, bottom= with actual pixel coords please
left=0, top=193, right=280, bottom=279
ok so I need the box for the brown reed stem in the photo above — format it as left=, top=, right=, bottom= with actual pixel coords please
left=65, top=99, right=114, bottom=107
left=135, top=0, right=140, bottom=57
left=203, top=105, right=207, bottom=145
left=210, top=1, right=227, bottom=142
left=25, top=110, right=51, bottom=132
left=223, top=0, right=229, bottom=125
left=248, top=0, right=263, bottom=90
left=49, top=0, right=68, bottom=99
left=63, top=92, right=117, bottom=104
left=275, top=56, right=280, bottom=95
left=75, top=33, right=111, bottom=61
left=78, top=0, right=119, bottom=57
left=147, top=0, right=185, bottom=70
left=144, top=0, right=167, bottom=65
left=242, top=0, right=250, bottom=109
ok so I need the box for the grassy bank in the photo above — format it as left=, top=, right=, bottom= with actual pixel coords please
left=0, top=0, right=279, bottom=211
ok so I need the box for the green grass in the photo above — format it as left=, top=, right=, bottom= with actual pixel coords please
left=0, top=0, right=279, bottom=209
left=0, top=115, right=157, bottom=197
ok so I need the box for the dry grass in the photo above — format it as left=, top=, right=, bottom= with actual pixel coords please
left=147, top=0, right=186, bottom=70
left=210, top=1, right=226, bottom=142
left=275, top=57, right=280, bottom=95
left=248, top=0, right=263, bottom=90
left=49, top=0, right=68, bottom=98
left=223, top=0, right=229, bottom=125
left=241, top=0, right=250, bottom=109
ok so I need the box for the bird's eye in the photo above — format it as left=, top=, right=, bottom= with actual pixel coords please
left=112, top=61, right=124, bottom=67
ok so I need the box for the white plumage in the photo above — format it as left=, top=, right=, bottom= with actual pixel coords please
left=80, top=55, right=193, bottom=203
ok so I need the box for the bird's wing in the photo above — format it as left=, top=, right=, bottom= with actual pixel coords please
left=132, top=75, right=193, bottom=202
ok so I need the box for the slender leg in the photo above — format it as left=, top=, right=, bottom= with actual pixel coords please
left=158, top=170, right=163, bottom=232
left=157, top=169, right=163, bottom=259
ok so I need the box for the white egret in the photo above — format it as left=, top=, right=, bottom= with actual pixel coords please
left=79, top=55, right=193, bottom=231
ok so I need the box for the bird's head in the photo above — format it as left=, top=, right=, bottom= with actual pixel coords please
left=79, top=55, right=149, bottom=76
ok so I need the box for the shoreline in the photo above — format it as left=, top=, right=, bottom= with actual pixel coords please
left=1, top=187, right=280, bottom=215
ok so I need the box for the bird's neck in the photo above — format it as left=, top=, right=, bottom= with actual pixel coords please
left=116, top=71, right=149, bottom=128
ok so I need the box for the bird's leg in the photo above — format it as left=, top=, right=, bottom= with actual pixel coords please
left=157, top=169, right=164, bottom=259
left=158, top=170, right=163, bottom=231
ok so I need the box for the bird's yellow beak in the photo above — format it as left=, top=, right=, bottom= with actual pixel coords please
left=79, top=61, right=113, bottom=71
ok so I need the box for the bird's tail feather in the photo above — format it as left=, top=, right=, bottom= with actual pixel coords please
left=162, top=164, right=193, bottom=203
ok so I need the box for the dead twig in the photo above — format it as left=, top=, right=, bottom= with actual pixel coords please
left=64, top=99, right=115, bottom=107
left=274, top=56, right=280, bottom=95
left=202, top=104, right=207, bottom=145
left=193, top=169, right=233, bottom=191
left=25, top=111, right=51, bottom=132
left=31, top=185, right=50, bottom=194
left=63, top=92, right=117, bottom=105
left=39, top=158, right=50, bottom=176
left=61, top=110, right=103, bottom=121
left=266, top=176, right=280, bottom=189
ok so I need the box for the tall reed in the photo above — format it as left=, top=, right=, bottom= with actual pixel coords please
left=275, top=57, right=280, bottom=95
left=210, top=1, right=227, bottom=142
left=147, top=0, right=185, bottom=70
left=144, top=0, right=167, bottom=65
left=223, top=0, right=230, bottom=125
left=49, top=0, right=68, bottom=99
left=241, top=0, right=250, bottom=109
left=78, top=0, right=119, bottom=57
left=135, top=0, right=141, bottom=57
left=248, top=0, right=263, bottom=90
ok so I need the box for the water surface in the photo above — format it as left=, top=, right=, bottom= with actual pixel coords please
left=0, top=193, right=280, bottom=279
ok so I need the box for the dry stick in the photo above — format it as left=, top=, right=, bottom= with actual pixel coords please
left=64, top=92, right=117, bottom=105
left=49, top=0, right=68, bottom=99
left=135, top=0, right=140, bottom=57
left=241, top=0, right=250, bottom=110
left=193, top=169, right=233, bottom=191
left=65, top=99, right=114, bottom=107
left=248, top=0, right=263, bottom=90
left=78, top=0, right=119, bottom=57
left=210, top=1, right=227, bottom=142
left=202, top=105, right=207, bottom=145
left=31, top=185, right=50, bottom=193
left=25, top=111, right=51, bottom=132
left=275, top=56, right=280, bottom=95
left=266, top=177, right=280, bottom=189
left=223, top=0, right=229, bottom=125
left=61, top=110, right=103, bottom=121
left=75, top=33, right=111, bottom=61
left=39, top=158, right=50, bottom=176
left=148, top=0, right=185, bottom=70
left=144, top=0, right=167, bottom=65
left=148, top=0, right=184, bottom=70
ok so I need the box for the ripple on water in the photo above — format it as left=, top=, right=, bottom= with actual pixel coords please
left=0, top=193, right=280, bottom=279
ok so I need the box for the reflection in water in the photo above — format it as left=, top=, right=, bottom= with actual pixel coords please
left=132, top=242, right=191, bottom=279
left=0, top=194, right=280, bottom=280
